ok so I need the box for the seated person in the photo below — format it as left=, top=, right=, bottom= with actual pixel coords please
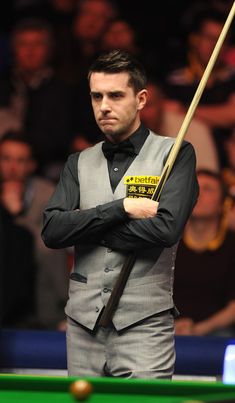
left=221, top=129, right=235, bottom=231
left=0, top=132, right=69, bottom=329
left=140, top=80, right=219, bottom=172
left=0, top=18, right=77, bottom=180
left=0, top=203, right=36, bottom=328
left=174, top=169, right=235, bottom=336
left=163, top=8, right=235, bottom=167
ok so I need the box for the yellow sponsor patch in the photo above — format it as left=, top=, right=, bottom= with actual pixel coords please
left=124, top=175, right=160, bottom=198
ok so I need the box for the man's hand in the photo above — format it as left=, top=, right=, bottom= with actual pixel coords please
left=175, top=318, right=195, bottom=335
left=123, top=197, right=159, bottom=219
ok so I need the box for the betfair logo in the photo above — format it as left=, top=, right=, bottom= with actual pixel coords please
left=124, top=175, right=160, bottom=185
left=124, top=176, right=160, bottom=185
left=124, top=176, right=160, bottom=199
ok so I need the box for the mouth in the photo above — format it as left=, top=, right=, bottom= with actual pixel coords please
left=100, top=121, right=113, bottom=126
left=99, top=117, right=116, bottom=124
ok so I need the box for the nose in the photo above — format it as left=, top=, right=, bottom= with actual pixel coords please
left=100, top=96, right=111, bottom=113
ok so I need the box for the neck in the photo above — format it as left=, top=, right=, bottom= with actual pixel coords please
left=17, top=67, right=52, bottom=86
left=184, top=217, right=220, bottom=251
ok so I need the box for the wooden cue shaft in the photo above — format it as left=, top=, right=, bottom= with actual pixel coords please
left=98, top=2, right=235, bottom=327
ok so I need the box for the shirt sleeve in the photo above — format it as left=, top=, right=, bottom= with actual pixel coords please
left=103, top=142, right=199, bottom=251
left=41, top=153, right=128, bottom=248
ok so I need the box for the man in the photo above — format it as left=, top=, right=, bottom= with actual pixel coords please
left=0, top=132, right=69, bottom=329
left=174, top=169, right=235, bottom=337
left=222, top=130, right=235, bottom=231
left=42, top=50, right=199, bottom=378
left=140, top=80, right=219, bottom=172
left=0, top=18, right=76, bottom=180
left=0, top=199, right=36, bottom=328
left=164, top=9, right=235, bottom=126
left=163, top=8, right=235, bottom=167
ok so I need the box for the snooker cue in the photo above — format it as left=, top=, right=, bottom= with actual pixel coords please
left=98, top=1, right=235, bottom=327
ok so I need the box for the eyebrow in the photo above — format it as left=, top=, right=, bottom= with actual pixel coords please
left=90, top=90, right=125, bottom=96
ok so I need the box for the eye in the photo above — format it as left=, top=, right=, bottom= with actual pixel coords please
left=91, top=93, right=102, bottom=101
left=110, top=92, right=123, bottom=99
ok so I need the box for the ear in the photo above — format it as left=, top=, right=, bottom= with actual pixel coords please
left=137, top=89, right=147, bottom=111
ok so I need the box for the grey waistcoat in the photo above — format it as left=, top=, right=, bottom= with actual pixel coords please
left=65, top=132, right=178, bottom=330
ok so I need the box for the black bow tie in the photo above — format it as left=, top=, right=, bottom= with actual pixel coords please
left=102, top=139, right=136, bottom=160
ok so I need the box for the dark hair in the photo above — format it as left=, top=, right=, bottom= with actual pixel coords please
left=197, top=168, right=228, bottom=201
left=88, top=49, right=147, bottom=93
left=191, top=8, right=227, bottom=34
left=11, top=18, right=54, bottom=49
left=0, top=131, right=35, bottom=158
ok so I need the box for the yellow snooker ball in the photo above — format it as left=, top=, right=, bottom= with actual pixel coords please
left=70, top=380, right=93, bottom=401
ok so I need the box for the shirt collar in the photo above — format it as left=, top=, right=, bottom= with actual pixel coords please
left=127, top=123, right=149, bottom=155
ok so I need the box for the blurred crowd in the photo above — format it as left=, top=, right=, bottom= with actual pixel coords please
left=1, top=0, right=235, bottom=336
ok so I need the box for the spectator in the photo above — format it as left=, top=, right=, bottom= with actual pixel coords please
left=164, top=8, right=235, bottom=167
left=0, top=202, right=37, bottom=328
left=47, top=0, right=79, bottom=83
left=140, top=80, right=220, bottom=171
left=57, top=0, right=117, bottom=85
left=174, top=169, right=235, bottom=337
left=222, top=129, right=235, bottom=194
left=72, top=0, right=117, bottom=70
left=0, top=132, right=69, bottom=329
left=222, top=129, right=235, bottom=230
left=0, top=17, right=77, bottom=180
left=101, top=19, right=140, bottom=55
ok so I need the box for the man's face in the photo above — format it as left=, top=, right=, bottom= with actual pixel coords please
left=0, top=141, right=35, bottom=182
left=191, top=20, right=225, bottom=67
left=102, top=21, right=135, bottom=51
left=192, top=174, right=223, bottom=219
left=89, top=71, right=146, bottom=142
left=73, top=0, right=113, bottom=40
left=13, top=30, right=50, bottom=72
